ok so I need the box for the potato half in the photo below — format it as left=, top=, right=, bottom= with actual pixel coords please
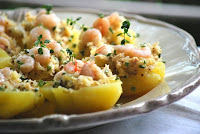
left=121, top=62, right=165, bottom=97
left=40, top=80, right=122, bottom=114
left=0, top=91, right=43, bottom=119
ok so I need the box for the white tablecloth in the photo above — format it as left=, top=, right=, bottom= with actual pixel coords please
left=72, top=48, right=200, bottom=134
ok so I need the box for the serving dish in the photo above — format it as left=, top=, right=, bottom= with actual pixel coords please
left=0, top=7, right=199, bottom=133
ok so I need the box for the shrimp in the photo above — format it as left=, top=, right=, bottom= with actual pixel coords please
left=80, top=61, right=104, bottom=80
left=46, top=40, right=62, bottom=56
left=29, top=47, right=51, bottom=66
left=80, top=28, right=102, bottom=47
left=95, top=44, right=114, bottom=55
left=0, top=67, right=11, bottom=78
left=93, top=17, right=110, bottom=36
left=0, top=37, right=10, bottom=50
left=30, top=26, right=52, bottom=44
left=0, top=72, right=4, bottom=86
left=0, top=16, right=5, bottom=25
left=36, top=11, right=60, bottom=29
left=107, top=12, right=122, bottom=30
left=16, top=55, right=35, bottom=74
left=64, top=60, right=84, bottom=74
left=113, top=44, right=152, bottom=58
left=54, top=70, right=65, bottom=81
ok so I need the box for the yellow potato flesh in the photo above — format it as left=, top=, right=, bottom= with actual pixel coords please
left=0, top=91, right=43, bottom=119
left=121, top=62, right=165, bottom=97
left=40, top=80, right=122, bottom=114
left=0, top=48, right=12, bottom=69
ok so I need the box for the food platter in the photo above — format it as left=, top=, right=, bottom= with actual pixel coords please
left=0, top=7, right=199, bottom=133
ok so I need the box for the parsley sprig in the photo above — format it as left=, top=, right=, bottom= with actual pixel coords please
left=42, top=4, right=53, bottom=14
left=66, top=17, right=82, bottom=29
left=117, top=20, right=131, bottom=45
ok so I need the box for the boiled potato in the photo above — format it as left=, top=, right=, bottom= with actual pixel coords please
left=0, top=48, right=12, bottom=69
left=121, top=62, right=165, bottom=97
left=0, top=91, right=43, bottom=119
left=40, top=80, right=122, bottom=114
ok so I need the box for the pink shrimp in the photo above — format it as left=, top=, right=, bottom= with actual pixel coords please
left=80, top=61, right=103, bottom=80
left=93, top=17, right=110, bottom=36
left=30, top=26, right=52, bottom=44
left=81, top=28, right=102, bottom=46
left=0, top=37, right=10, bottom=50
left=113, top=44, right=152, bottom=58
left=0, top=67, right=11, bottom=85
left=36, top=10, right=60, bottom=29
left=107, top=12, right=122, bottom=30
left=29, top=47, right=51, bottom=66
left=0, top=72, right=4, bottom=86
left=46, top=40, right=62, bottom=56
left=95, top=44, right=114, bottom=55
left=64, top=60, right=84, bottom=74
left=0, top=16, right=5, bottom=34
left=16, top=55, right=35, bottom=74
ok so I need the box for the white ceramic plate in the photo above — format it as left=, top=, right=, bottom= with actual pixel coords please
left=0, top=8, right=200, bottom=133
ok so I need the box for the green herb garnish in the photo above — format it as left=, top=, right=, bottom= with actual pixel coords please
left=99, top=13, right=104, bottom=18
left=38, top=48, right=43, bottom=55
left=50, top=49, right=54, bottom=54
left=125, top=61, right=129, bottom=67
left=52, top=26, right=56, bottom=31
left=42, top=4, right=53, bottom=14
left=17, top=60, right=24, bottom=68
left=139, top=65, right=146, bottom=68
left=47, top=65, right=51, bottom=71
left=117, top=20, right=131, bottom=45
left=140, top=43, right=147, bottom=47
left=44, top=39, right=50, bottom=44
left=109, top=27, right=113, bottom=34
left=53, top=82, right=60, bottom=88
left=38, top=80, right=46, bottom=87
left=0, top=86, right=4, bottom=91
left=24, top=49, right=29, bottom=54
left=131, top=87, right=136, bottom=91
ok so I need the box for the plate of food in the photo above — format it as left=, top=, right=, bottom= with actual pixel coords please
left=0, top=5, right=199, bottom=133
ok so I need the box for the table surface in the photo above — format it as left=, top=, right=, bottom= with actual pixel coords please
left=70, top=48, right=200, bottom=134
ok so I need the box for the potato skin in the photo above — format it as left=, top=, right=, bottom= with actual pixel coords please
left=121, top=62, right=165, bottom=97
left=40, top=80, right=122, bottom=114
left=0, top=91, right=43, bottom=119
left=0, top=48, right=12, bottom=69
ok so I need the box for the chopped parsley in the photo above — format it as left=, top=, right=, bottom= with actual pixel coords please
left=62, top=71, right=66, bottom=75
left=162, top=61, right=166, bottom=64
left=24, top=49, right=29, bottom=54
left=80, top=51, right=84, bottom=56
left=158, top=53, right=161, bottom=58
left=72, top=44, right=77, bottom=48
left=38, top=48, right=43, bottom=55
left=139, top=65, right=146, bottom=68
left=50, top=49, right=54, bottom=54
left=42, top=4, right=53, bottom=14
left=107, top=53, right=112, bottom=57
left=47, top=65, right=51, bottom=71
left=31, top=55, right=35, bottom=59
left=109, top=27, right=114, bottom=34
left=44, top=39, right=50, bottom=44
left=115, top=77, right=120, bottom=80
left=104, top=69, right=109, bottom=74
left=99, top=13, right=104, bottom=18
left=34, top=88, right=39, bottom=92
left=134, top=33, right=140, bottom=38
left=131, top=87, right=136, bottom=91
left=113, top=50, right=117, bottom=55
left=66, top=17, right=82, bottom=29
left=125, top=61, right=129, bottom=67
left=34, top=35, right=43, bottom=46
left=140, top=43, right=147, bottom=47
left=52, top=26, right=56, bottom=31
left=17, top=60, right=24, bottom=68
left=94, top=53, right=98, bottom=56
left=38, top=80, right=46, bottom=87
left=0, top=86, right=4, bottom=91
left=53, top=82, right=60, bottom=88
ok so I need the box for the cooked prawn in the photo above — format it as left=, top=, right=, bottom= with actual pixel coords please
left=29, top=47, right=51, bottom=66
left=0, top=67, right=11, bottom=78
left=0, top=72, right=4, bottom=86
left=113, top=44, right=152, bottom=58
left=64, top=60, right=84, bottom=74
left=36, top=10, right=60, bottom=29
left=0, top=37, right=10, bottom=50
left=80, top=61, right=104, bottom=80
left=16, top=55, right=35, bottom=74
left=95, top=44, right=114, bottom=55
left=107, top=12, right=122, bottom=30
left=30, top=26, right=52, bottom=44
left=93, top=17, right=110, bottom=36
left=46, top=40, right=62, bottom=56
left=80, top=28, right=102, bottom=47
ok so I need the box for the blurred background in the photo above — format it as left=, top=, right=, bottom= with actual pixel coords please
left=0, top=0, right=199, bottom=46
